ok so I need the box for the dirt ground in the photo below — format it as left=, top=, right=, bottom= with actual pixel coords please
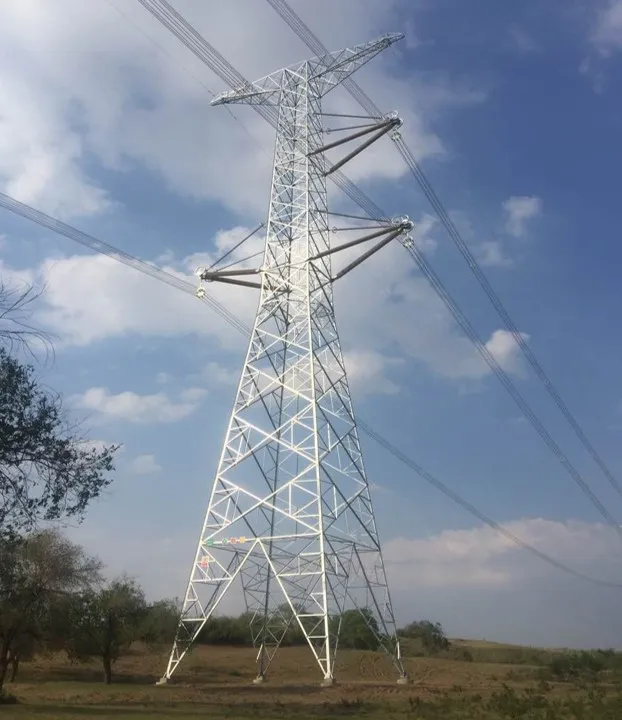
left=2, top=643, right=620, bottom=719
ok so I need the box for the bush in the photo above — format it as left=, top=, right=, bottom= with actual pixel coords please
left=197, top=615, right=252, bottom=645
left=332, top=609, right=380, bottom=651
left=549, top=651, right=609, bottom=680
left=398, top=620, right=450, bottom=654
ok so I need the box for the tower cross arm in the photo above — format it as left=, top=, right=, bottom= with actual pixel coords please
left=211, top=32, right=404, bottom=107
left=211, top=73, right=283, bottom=107
left=309, top=32, right=404, bottom=96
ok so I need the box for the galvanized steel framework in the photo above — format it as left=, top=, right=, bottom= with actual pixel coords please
left=160, top=34, right=411, bottom=685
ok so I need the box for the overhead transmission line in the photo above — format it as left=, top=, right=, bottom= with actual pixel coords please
left=2, top=191, right=620, bottom=588
left=129, top=0, right=622, bottom=536
left=262, top=0, right=622, bottom=502
left=133, top=0, right=387, bottom=221
left=403, top=241, right=622, bottom=535
left=359, top=421, right=622, bottom=589
left=0, top=192, right=250, bottom=336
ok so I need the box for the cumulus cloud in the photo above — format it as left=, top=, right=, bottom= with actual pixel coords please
left=384, top=518, right=621, bottom=591
left=2, top=206, right=528, bottom=390
left=202, top=361, right=239, bottom=386
left=0, top=0, right=496, bottom=397
left=0, top=0, right=487, bottom=220
left=591, top=0, right=622, bottom=54
left=71, top=386, right=204, bottom=424
left=65, top=513, right=622, bottom=648
left=503, top=196, right=542, bottom=238
left=475, top=240, right=513, bottom=268
left=343, top=350, right=403, bottom=396
left=179, top=387, right=209, bottom=403
left=130, top=454, right=162, bottom=476
left=0, top=73, right=112, bottom=220
left=485, top=329, right=528, bottom=376
left=16, top=253, right=255, bottom=350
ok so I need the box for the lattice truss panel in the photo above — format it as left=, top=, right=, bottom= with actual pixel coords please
left=162, top=35, right=406, bottom=684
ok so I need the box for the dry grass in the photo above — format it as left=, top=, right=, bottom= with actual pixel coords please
left=2, top=642, right=621, bottom=719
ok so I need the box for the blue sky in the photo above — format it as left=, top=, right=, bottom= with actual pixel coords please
left=2, top=0, right=622, bottom=649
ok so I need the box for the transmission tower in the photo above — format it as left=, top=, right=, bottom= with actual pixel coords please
left=159, top=33, right=414, bottom=686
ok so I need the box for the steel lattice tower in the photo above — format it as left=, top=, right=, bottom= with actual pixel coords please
left=159, top=33, right=414, bottom=686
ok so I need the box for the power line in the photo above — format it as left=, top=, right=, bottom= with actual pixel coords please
left=130, top=0, right=622, bottom=539
left=403, top=241, right=622, bottom=539
left=263, top=0, right=622, bottom=502
left=396, top=140, right=622, bottom=502
left=207, top=223, right=264, bottom=271
left=1, top=192, right=619, bottom=589
left=359, top=420, right=622, bottom=589
left=0, top=191, right=250, bottom=337
left=102, top=0, right=271, bottom=158
left=133, top=0, right=388, bottom=219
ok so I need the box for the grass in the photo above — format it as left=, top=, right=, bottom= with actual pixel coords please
left=2, top=641, right=622, bottom=719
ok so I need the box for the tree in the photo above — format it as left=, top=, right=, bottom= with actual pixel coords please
left=140, top=598, right=180, bottom=646
left=198, top=614, right=253, bottom=646
left=0, top=280, right=50, bottom=359
left=333, top=609, right=380, bottom=651
left=0, top=530, right=101, bottom=691
left=399, top=620, right=450, bottom=654
left=63, top=578, right=147, bottom=684
left=6, top=630, right=37, bottom=683
left=0, top=347, right=119, bottom=537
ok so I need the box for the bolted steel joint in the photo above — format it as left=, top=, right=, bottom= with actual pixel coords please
left=392, top=215, right=413, bottom=230
left=195, top=267, right=216, bottom=283
left=384, top=111, right=402, bottom=127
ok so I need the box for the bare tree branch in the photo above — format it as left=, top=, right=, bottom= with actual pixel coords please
left=0, top=279, right=55, bottom=364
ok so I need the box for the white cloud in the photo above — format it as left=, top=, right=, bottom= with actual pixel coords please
left=130, top=454, right=162, bottom=476
left=71, top=386, right=203, bottom=424
left=384, top=518, right=620, bottom=590
left=410, top=214, right=438, bottom=254
left=591, top=0, right=622, bottom=54
left=503, top=196, right=542, bottom=238
left=202, top=361, right=239, bottom=386
left=475, top=240, right=513, bottom=268
left=485, top=329, right=528, bottom=376
left=0, top=72, right=112, bottom=220
left=179, top=387, right=208, bottom=403
left=333, top=236, right=529, bottom=382
left=13, top=252, right=255, bottom=350
left=448, top=210, right=512, bottom=269
left=471, top=195, right=543, bottom=268
left=3, top=205, right=528, bottom=386
left=0, top=0, right=486, bottom=218
left=343, top=350, right=403, bottom=396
